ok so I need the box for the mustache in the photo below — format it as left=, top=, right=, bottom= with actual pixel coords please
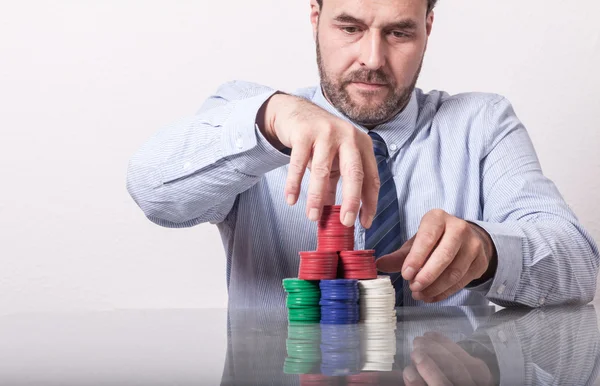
left=344, top=70, right=391, bottom=85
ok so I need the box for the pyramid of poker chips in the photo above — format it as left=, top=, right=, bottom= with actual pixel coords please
left=319, top=279, right=360, bottom=324
left=283, top=279, right=321, bottom=324
left=358, top=276, right=397, bottom=324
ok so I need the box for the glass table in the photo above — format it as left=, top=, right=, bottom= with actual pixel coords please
left=1, top=303, right=598, bottom=385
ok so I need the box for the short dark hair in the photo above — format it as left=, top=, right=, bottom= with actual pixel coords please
left=316, top=0, right=438, bottom=14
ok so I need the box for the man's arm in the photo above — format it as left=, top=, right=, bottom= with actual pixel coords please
left=469, top=97, right=600, bottom=307
left=126, top=80, right=290, bottom=227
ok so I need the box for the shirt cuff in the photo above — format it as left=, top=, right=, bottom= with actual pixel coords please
left=223, top=92, right=290, bottom=176
left=466, top=221, right=523, bottom=305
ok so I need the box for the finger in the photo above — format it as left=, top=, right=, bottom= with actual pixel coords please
left=358, top=133, right=379, bottom=229
left=414, top=336, right=477, bottom=386
left=284, top=138, right=312, bottom=205
left=425, top=241, right=489, bottom=303
left=411, top=349, right=453, bottom=386
left=376, top=235, right=416, bottom=273
left=324, top=160, right=341, bottom=206
left=403, top=365, right=427, bottom=386
left=401, top=210, right=447, bottom=281
left=418, top=243, right=472, bottom=299
left=338, top=142, right=364, bottom=227
left=306, top=142, right=336, bottom=221
left=410, top=218, right=468, bottom=293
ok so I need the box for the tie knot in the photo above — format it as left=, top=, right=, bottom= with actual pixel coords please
left=368, top=131, right=388, bottom=158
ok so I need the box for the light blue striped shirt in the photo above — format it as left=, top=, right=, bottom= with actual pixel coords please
left=127, top=80, right=599, bottom=308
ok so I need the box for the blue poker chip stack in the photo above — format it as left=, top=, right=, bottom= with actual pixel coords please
left=319, top=279, right=360, bottom=324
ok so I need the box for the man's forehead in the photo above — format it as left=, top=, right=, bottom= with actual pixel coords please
left=322, top=0, right=427, bottom=24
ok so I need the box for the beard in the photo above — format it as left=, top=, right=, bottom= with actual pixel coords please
left=316, top=34, right=423, bottom=126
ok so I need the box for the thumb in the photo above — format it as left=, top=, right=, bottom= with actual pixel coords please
left=376, top=235, right=415, bottom=273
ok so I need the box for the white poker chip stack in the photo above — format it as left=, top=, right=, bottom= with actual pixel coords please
left=358, top=276, right=397, bottom=324
left=358, top=276, right=398, bottom=371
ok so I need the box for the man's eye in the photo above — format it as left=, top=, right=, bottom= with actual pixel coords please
left=342, top=26, right=360, bottom=34
left=391, top=31, right=408, bottom=38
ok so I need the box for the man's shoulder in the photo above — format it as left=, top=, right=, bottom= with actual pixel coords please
left=415, top=88, right=508, bottom=116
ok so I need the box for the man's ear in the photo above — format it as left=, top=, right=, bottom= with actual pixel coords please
left=426, top=10, right=434, bottom=37
left=310, top=0, right=320, bottom=41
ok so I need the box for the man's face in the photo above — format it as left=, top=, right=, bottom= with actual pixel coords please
left=312, top=0, right=433, bottom=126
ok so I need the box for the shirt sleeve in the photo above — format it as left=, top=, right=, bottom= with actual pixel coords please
left=126, top=80, right=290, bottom=228
left=465, top=97, right=600, bottom=307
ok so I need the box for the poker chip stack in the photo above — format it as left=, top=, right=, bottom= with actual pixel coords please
left=283, top=279, right=321, bottom=324
left=319, top=279, right=360, bottom=324
left=358, top=276, right=397, bottom=324
left=317, top=205, right=354, bottom=252
left=319, top=323, right=362, bottom=376
left=298, top=251, right=338, bottom=280
left=338, top=250, right=378, bottom=280
left=283, top=323, right=322, bottom=374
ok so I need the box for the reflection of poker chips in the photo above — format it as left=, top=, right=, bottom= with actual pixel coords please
left=319, top=280, right=360, bottom=325
left=317, top=205, right=355, bottom=252
left=283, top=279, right=321, bottom=324
left=284, top=323, right=321, bottom=375
left=360, top=322, right=397, bottom=372
left=320, top=323, right=362, bottom=376
left=298, top=251, right=338, bottom=280
left=339, top=250, right=378, bottom=280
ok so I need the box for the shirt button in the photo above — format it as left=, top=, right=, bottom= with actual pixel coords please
left=235, top=138, right=244, bottom=150
left=389, top=143, right=397, bottom=151
left=497, top=330, right=507, bottom=343
left=539, top=296, right=546, bottom=306
left=183, top=162, right=191, bottom=170
left=496, top=284, right=506, bottom=295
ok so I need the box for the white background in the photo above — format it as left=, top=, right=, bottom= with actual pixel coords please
left=1, top=0, right=599, bottom=314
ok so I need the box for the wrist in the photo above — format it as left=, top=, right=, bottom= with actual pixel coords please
left=256, top=92, right=287, bottom=151
left=469, top=223, right=498, bottom=282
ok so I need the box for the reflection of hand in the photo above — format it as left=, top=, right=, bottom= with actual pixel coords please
left=403, top=332, right=493, bottom=386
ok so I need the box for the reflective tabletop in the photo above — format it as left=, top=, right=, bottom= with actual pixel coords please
left=1, top=304, right=599, bottom=385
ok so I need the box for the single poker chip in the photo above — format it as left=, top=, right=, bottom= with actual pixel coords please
left=283, top=279, right=320, bottom=289
left=340, top=250, right=376, bottom=256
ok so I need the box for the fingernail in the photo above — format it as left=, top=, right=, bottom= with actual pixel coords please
left=411, top=281, right=424, bottom=292
left=343, top=211, right=356, bottom=227
left=413, top=351, right=426, bottom=365
left=404, top=366, right=419, bottom=382
left=287, top=194, right=296, bottom=205
left=402, top=267, right=416, bottom=280
left=309, top=208, right=320, bottom=221
left=412, top=292, right=423, bottom=300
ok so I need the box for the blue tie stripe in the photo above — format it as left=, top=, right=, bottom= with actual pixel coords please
left=365, top=131, right=404, bottom=306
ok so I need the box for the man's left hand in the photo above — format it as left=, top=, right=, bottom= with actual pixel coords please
left=376, top=209, right=497, bottom=303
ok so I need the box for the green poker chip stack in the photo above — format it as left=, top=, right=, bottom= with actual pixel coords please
left=283, top=322, right=322, bottom=374
left=282, top=279, right=321, bottom=324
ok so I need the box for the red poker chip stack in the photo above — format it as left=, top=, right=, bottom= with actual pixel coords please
left=298, top=251, right=339, bottom=280
left=338, top=250, right=378, bottom=280
left=317, top=205, right=355, bottom=252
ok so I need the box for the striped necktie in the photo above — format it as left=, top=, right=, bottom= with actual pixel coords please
left=365, top=131, right=404, bottom=306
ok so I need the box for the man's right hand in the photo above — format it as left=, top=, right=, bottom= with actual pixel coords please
left=259, top=93, right=379, bottom=229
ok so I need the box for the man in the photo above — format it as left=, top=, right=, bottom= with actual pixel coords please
left=127, top=0, right=599, bottom=308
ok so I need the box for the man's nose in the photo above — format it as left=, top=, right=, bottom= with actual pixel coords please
left=359, top=32, right=386, bottom=70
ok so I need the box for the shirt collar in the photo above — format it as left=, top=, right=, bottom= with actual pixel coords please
left=311, top=85, right=419, bottom=156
